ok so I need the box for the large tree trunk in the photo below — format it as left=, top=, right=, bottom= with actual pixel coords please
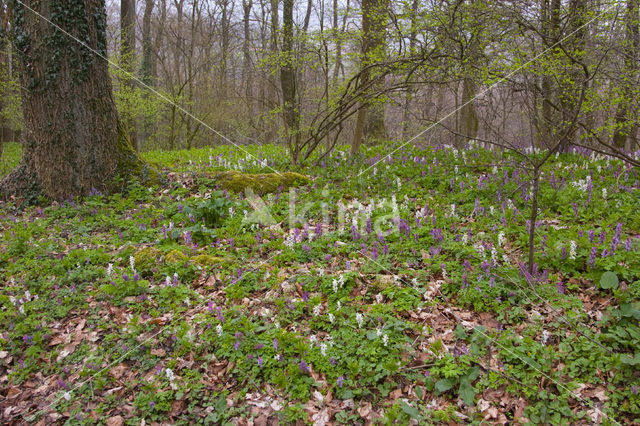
left=1, top=0, right=151, bottom=201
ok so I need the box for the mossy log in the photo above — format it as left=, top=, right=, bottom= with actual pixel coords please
left=213, top=171, right=311, bottom=194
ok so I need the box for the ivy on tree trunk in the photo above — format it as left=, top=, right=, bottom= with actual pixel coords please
left=1, top=0, right=154, bottom=202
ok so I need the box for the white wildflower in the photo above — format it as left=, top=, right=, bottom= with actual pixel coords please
left=450, top=204, right=456, bottom=217
left=602, top=188, right=607, bottom=199
left=24, top=290, right=31, bottom=301
left=9, top=296, right=16, bottom=306
left=184, top=298, right=190, bottom=307
left=332, top=279, right=338, bottom=293
left=498, top=232, right=505, bottom=248
left=320, top=342, right=327, bottom=356
left=313, top=304, right=322, bottom=317
left=216, top=324, right=223, bottom=337
left=106, top=263, right=113, bottom=277
left=328, top=313, right=335, bottom=324
left=396, top=177, right=402, bottom=190
left=376, top=328, right=382, bottom=337
left=309, top=335, right=317, bottom=345
left=274, top=321, right=280, bottom=329
left=229, top=207, right=235, bottom=217
left=442, top=265, right=448, bottom=279
left=356, top=313, right=364, bottom=328
left=19, top=305, right=25, bottom=315
left=317, top=267, right=324, bottom=276
left=165, top=276, right=171, bottom=286
left=63, top=391, right=71, bottom=401
left=542, top=329, right=550, bottom=345
left=502, top=254, right=510, bottom=263
left=382, top=335, right=389, bottom=347
left=461, top=233, right=469, bottom=245
left=165, top=368, right=175, bottom=381
left=129, top=255, right=136, bottom=272
left=489, top=205, right=495, bottom=215
left=491, top=247, right=498, bottom=264
left=569, top=240, right=577, bottom=260
left=337, top=301, right=341, bottom=311
left=375, top=293, right=383, bottom=303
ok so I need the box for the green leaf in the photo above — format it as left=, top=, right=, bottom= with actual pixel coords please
left=454, top=324, right=467, bottom=340
left=619, top=353, right=640, bottom=365
left=399, top=400, right=423, bottom=420
left=466, top=365, right=480, bottom=381
left=619, top=303, right=640, bottom=319
left=599, top=271, right=619, bottom=289
left=459, top=379, right=476, bottom=406
left=435, top=379, right=453, bottom=394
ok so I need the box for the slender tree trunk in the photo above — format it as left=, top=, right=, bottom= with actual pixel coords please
left=140, top=0, right=154, bottom=144
left=243, top=0, right=254, bottom=123
left=460, top=2, right=480, bottom=142
left=280, top=0, right=300, bottom=163
left=539, top=0, right=560, bottom=147
left=120, top=0, right=138, bottom=151
left=362, top=0, right=388, bottom=141
left=141, top=0, right=154, bottom=86
left=613, top=0, right=639, bottom=150
left=2, top=0, right=151, bottom=201
left=351, top=0, right=388, bottom=156
left=0, top=0, right=7, bottom=158
left=268, top=0, right=279, bottom=140
left=401, top=0, right=418, bottom=139
left=220, top=0, right=230, bottom=101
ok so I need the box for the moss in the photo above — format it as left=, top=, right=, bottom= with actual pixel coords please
left=112, top=120, right=162, bottom=190
left=213, top=171, right=311, bottom=194
left=133, top=247, right=160, bottom=275
left=191, top=254, right=227, bottom=266
left=164, top=249, right=188, bottom=264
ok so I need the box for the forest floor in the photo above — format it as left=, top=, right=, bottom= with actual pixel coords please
left=0, top=142, right=639, bottom=425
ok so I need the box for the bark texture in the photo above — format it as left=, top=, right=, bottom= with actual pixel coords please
left=2, top=0, right=152, bottom=201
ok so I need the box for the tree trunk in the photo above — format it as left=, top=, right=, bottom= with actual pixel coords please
left=350, top=0, right=388, bottom=156
left=460, top=2, right=480, bottom=142
left=362, top=0, right=388, bottom=141
left=1, top=0, right=152, bottom=201
left=280, top=0, right=300, bottom=163
left=613, top=0, right=639, bottom=150
left=243, top=0, right=253, bottom=122
left=141, top=0, right=154, bottom=86
left=120, top=0, right=138, bottom=151
left=401, top=0, right=418, bottom=139
left=539, top=0, right=560, bottom=147
left=0, top=0, right=7, bottom=159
